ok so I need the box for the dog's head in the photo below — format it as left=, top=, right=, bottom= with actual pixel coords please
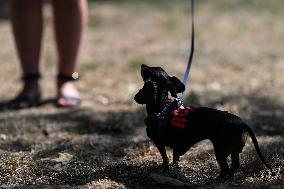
left=134, top=64, right=185, bottom=104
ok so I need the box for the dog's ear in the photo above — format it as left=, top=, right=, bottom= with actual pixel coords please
left=169, top=76, right=185, bottom=97
left=134, top=81, right=156, bottom=104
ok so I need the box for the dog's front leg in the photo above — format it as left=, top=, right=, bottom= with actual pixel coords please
left=154, top=142, right=169, bottom=167
left=173, top=149, right=180, bottom=166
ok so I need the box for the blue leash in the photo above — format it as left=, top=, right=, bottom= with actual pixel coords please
left=181, top=0, right=195, bottom=100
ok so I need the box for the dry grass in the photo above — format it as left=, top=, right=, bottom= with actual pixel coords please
left=0, top=0, right=284, bottom=188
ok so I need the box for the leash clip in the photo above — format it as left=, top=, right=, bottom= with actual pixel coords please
left=174, top=97, right=185, bottom=110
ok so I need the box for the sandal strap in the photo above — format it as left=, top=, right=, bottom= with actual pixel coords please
left=57, top=74, right=79, bottom=82
left=56, top=95, right=81, bottom=107
left=21, top=74, right=41, bottom=81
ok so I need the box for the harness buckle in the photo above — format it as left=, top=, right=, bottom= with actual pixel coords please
left=173, top=97, right=185, bottom=109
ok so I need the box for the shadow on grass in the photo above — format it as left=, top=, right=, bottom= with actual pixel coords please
left=0, top=106, right=147, bottom=159
left=53, top=138, right=282, bottom=188
left=14, top=137, right=281, bottom=189
left=34, top=160, right=197, bottom=188
left=1, top=92, right=284, bottom=188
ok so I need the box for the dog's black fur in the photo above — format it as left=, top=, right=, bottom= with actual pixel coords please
left=134, top=64, right=270, bottom=179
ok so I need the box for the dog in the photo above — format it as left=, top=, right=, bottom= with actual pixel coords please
left=134, top=64, right=270, bottom=179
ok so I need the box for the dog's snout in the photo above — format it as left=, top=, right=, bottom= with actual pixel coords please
left=141, top=64, right=148, bottom=69
left=141, top=64, right=151, bottom=81
left=141, top=64, right=148, bottom=74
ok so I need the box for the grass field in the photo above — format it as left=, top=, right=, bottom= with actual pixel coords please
left=0, top=0, right=283, bottom=188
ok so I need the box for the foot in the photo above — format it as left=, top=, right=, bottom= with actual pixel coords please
left=6, top=79, right=41, bottom=110
left=56, top=80, right=81, bottom=107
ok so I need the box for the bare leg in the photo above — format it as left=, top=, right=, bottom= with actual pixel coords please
left=51, top=0, right=87, bottom=106
left=9, top=0, right=43, bottom=107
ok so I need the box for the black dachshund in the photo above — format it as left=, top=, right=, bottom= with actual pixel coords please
left=134, top=64, right=270, bottom=179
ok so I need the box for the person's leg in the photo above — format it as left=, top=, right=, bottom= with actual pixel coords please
left=51, top=0, right=88, bottom=106
left=9, top=0, right=43, bottom=108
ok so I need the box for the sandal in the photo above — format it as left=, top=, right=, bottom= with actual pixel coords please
left=55, top=74, right=81, bottom=108
left=2, top=74, right=41, bottom=110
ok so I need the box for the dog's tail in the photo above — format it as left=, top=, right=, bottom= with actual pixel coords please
left=242, top=123, right=271, bottom=169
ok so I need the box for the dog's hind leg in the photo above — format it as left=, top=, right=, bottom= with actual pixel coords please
left=230, top=152, right=240, bottom=175
left=216, top=155, right=230, bottom=179
left=214, top=148, right=230, bottom=179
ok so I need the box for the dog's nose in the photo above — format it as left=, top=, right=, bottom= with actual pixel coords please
left=141, top=64, right=148, bottom=69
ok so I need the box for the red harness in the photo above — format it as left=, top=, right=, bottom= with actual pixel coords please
left=171, top=106, right=192, bottom=128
